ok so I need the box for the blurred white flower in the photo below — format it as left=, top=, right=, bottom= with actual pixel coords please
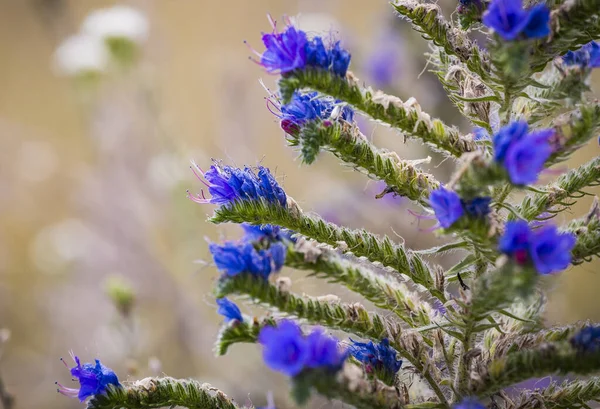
left=53, top=34, right=109, bottom=76
left=82, top=5, right=149, bottom=44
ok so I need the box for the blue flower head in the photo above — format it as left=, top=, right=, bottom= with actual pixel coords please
left=463, top=197, right=492, bottom=218
left=305, top=328, right=348, bottom=371
left=189, top=162, right=287, bottom=208
left=429, top=187, right=464, bottom=228
left=275, top=92, right=354, bottom=135
left=529, top=225, right=575, bottom=275
left=253, top=18, right=307, bottom=74
left=242, top=223, right=295, bottom=243
left=483, top=0, right=550, bottom=40
left=305, top=36, right=330, bottom=68
left=562, top=41, right=600, bottom=69
left=259, top=321, right=347, bottom=377
left=571, top=326, right=600, bottom=352
left=330, top=41, right=351, bottom=77
left=209, top=240, right=283, bottom=279
left=216, top=298, right=243, bottom=322
left=259, top=320, right=310, bottom=376
left=349, top=338, right=402, bottom=384
left=492, top=122, right=553, bottom=185
left=499, top=220, right=532, bottom=264
left=453, top=398, right=487, bottom=409
left=57, top=353, right=120, bottom=402
left=473, top=127, right=490, bottom=141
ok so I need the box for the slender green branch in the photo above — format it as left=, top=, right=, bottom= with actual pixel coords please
left=279, top=68, right=476, bottom=158
left=391, top=0, right=491, bottom=81
left=210, top=199, right=446, bottom=303
left=472, top=342, right=600, bottom=397
left=215, top=273, right=394, bottom=341
left=294, top=120, right=439, bottom=204
left=516, top=156, right=600, bottom=221
left=214, top=317, right=275, bottom=356
left=566, top=198, right=600, bottom=264
left=287, top=240, right=434, bottom=329
left=86, top=378, right=240, bottom=409
left=513, top=378, right=600, bottom=409
left=549, top=104, right=600, bottom=165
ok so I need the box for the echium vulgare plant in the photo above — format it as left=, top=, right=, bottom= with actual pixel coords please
left=57, top=2, right=600, bottom=409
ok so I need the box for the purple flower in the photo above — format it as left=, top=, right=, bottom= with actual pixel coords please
left=259, top=320, right=310, bottom=376
left=330, top=41, right=351, bottom=77
left=483, top=0, right=550, bottom=40
left=349, top=338, right=402, bottom=384
left=241, top=223, right=295, bottom=243
left=209, top=241, right=281, bottom=279
left=571, top=326, right=600, bottom=352
left=272, top=92, right=354, bottom=135
left=492, top=122, right=554, bottom=185
left=269, top=242, right=287, bottom=271
left=504, top=129, right=553, bottom=185
left=258, top=321, right=347, bottom=377
left=499, top=220, right=532, bottom=264
left=216, top=298, right=243, bottom=322
left=429, top=187, right=464, bottom=228
left=562, top=41, right=600, bottom=69
left=305, top=36, right=330, bottom=68
left=189, top=162, right=287, bottom=208
left=463, top=197, right=492, bottom=218
left=253, top=20, right=307, bottom=74
left=57, top=353, right=120, bottom=402
left=305, top=328, right=347, bottom=371
left=453, top=398, right=486, bottom=409
left=499, top=221, right=575, bottom=273
left=529, top=225, right=575, bottom=274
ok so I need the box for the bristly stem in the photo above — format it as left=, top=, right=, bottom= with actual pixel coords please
left=279, top=68, right=476, bottom=158
left=211, top=199, right=447, bottom=304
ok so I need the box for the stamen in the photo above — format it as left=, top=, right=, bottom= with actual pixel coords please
left=407, top=209, right=436, bottom=220
left=56, top=382, right=79, bottom=398
left=190, top=161, right=211, bottom=188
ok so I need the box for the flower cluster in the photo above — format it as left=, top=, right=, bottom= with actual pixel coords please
left=259, top=320, right=347, bottom=376
left=429, top=187, right=491, bottom=229
left=189, top=162, right=287, bottom=208
left=56, top=353, right=120, bottom=402
left=251, top=17, right=351, bottom=76
left=482, top=0, right=550, bottom=41
left=216, top=298, right=243, bottom=323
left=209, top=240, right=286, bottom=279
left=493, top=121, right=554, bottom=185
left=499, top=220, right=576, bottom=274
left=453, top=398, right=486, bottom=409
left=570, top=326, right=600, bottom=352
left=348, top=338, right=402, bottom=385
left=274, top=91, right=354, bottom=135
left=562, top=41, right=600, bottom=69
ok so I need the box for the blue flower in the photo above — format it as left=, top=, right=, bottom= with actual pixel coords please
left=269, top=242, right=287, bottom=271
left=429, top=187, right=464, bottom=228
left=499, top=221, right=575, bottom=273
left=493, top=121, right=529, bottom=162
left=259, top=320, right=310, bottom=376
left=258, top=24, right=307, bottom=74
left=276, top=92, right=354, bottom=135
left=529, top=225, right=575, bottom=274
left=492, top=122, right=554, bottom=185
left=499, top=220, right=532, bottom=264
left=349, top=338, right=402, bottom=383
left=453, top=398, right=487, bottom=409
left=305, top=36, right=330, bottom=68
left=563, top=41, right=600, bottom=69
left=463, top=197, right=492, bottom=218
left=330, top=41, right=351, bottom=77
left=189, top=163, right=287, bottom=208
left=473, top=127, right=490, bottom=141
left=209, top=241, right=281, bottom=279
left=305, top=328, right=347, bottom=371
left=241, top=223, right=295, bottom=243
left=571, top=326, right=600, bottom=352
left=57, top=353, right=120, bottom=402
left=216, top=298, right=243, bottom=322
left=483, top=0, right=550, bottom=40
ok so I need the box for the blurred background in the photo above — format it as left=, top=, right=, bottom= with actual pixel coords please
left=0, top=1, right=598, bottom=408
